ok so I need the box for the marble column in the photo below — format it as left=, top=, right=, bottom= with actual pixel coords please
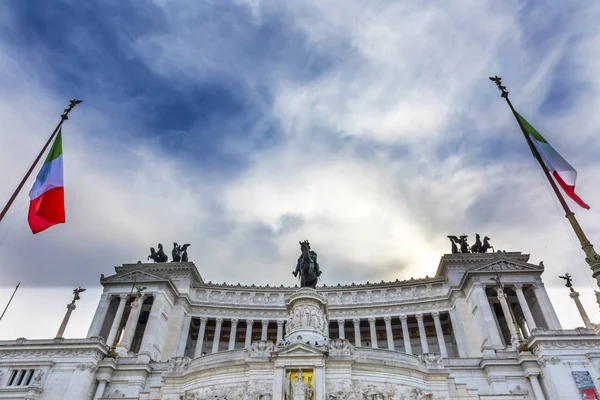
left=497, top=290, right=518, bottom=347
left=177, top=315, right=192, bottom=356
left=194, top=317, right=208, bottom=357
left=368, top=318, right=378, bottom=348
left=139, top=293, right=168, bottom=360
left=276, top=320, right=284, bottom=342
left=273, top=366, right=285, bottom=400
left=569, top=290, right=593, bottom=329
left=119, top=295, right=146, bottom=350
left=448, top=309, right=466, bottom=358
left=229, top=319, right=239, bottom=350
left=245, top=319, right=254, bottom=347
left=416, top=313, right=429, bottom=354
left=337, top=319, right=345, bottom=339
left=106, top=294, right=128, bottom=347
left=56, top=302, right=77, bottom=338
left=353, top=318, right=362, bottom=347
left=87, top=293, right=110, bottom=338
left=384, top=317, right=394, bottom=350
left=400, top=315, right=412, bottom=354
left=432, top=312, right=448, bottom=358
left=532, top=282, right=562, bottom=329
left=314, top=365, right=325, bottom=400
left=93, top=379, right=109, bottom=400
left=517, top=316, right=530, bottom=339
left=212, top=318, right=223, bottom=353
left=261, top=320, right=269, bottom=341
left=474, top=284, right=503, bottom=347
left=528, top=374, right=545, bottom=400
left=514, top=284, right=537, bottom=331
left=539, top=357, right=580, bottom=398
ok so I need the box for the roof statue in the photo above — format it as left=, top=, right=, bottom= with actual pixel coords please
left=72, top=287, right=86, bottom=302
left=559, top=273, right=573, bottom=288
left=447, top=233, right=493, bottom=254
left=171, top=242, right=191, bottom=262
left=148, top=243, right=168, bottom=263
left=293, top=240, right=322, bottom=289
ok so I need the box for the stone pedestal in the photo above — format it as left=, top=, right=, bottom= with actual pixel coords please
left=284, top=288, right=329, bottom=345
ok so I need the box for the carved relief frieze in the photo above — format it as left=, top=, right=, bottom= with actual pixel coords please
left=0, top=349, right=104, bottom=361
left=287, top=303, right=326, bottom=333
left=247, top=380, right=273, bottom=399
left=193, top=282, right=448, bottom=309
left=167, top=356, right=191, bottom=372
left=327, top=381, right=397, bottom=400
left=246, top=340, right=274, bottom=358
left=418, top=353, right=444, bottom=368
left=328, top=339, right=354, bottom=356
left=403, top=387, right=434, bottom=400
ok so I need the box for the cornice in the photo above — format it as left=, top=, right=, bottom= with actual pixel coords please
left=435, top=252, right=531, bottom=277
left=0, top=337, right=108, bottom=361
left=114, top=262, right=204, bottom=285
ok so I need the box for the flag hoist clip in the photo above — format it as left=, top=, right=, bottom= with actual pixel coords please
left=490, top=76, right=600, bottom=311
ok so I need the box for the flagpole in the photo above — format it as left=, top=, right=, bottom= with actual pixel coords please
left=0, top=99, right=82, bottom=226
left=0, top=283, right=20, bottom=323
left=490, top=76, right=600, bottom=309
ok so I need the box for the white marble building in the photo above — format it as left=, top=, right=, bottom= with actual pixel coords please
left=1, top=251, right=599, bottom=400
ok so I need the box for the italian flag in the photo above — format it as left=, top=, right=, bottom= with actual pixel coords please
left=517, top=113, right=590, bottom=210
left=28, top=129, right=66, bottom=234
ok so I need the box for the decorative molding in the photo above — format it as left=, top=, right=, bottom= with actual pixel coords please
left=538, top=356, right=561, bottom=367
left=103, top=270, right=165, bottom=283
left=0, top=348, right=104, bottom=361
left=76, top=363, right=98, bottom=373
left=474, top=260, right=539, bottom=273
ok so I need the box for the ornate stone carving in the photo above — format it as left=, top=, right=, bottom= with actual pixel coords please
left=167, top=356, right=190, bottom=372
left=328, top=339, right=354, bottom=356
left=418, top=353, right=444, bottom=367
left=402, top=387, right=434, bottom=400
left=538, top=356, right=561, bottom=367
left=246, top=340, right=274, bottom=358
left=285, top=288, right=328, bottom=343
left=509, top=385, right=529, bottom=395
left=103, top=270, right=164, bottom=283
left=327, top=380, right=358, bottom=400
left=76, top=363, right=98, bottom=373
left=354, top=381, right=397, bottom=399
left=196, top=385, right=246, bottom=400
left=476, top=260, right=537, bottom=272
left=247, top=380, right=273, bottom=400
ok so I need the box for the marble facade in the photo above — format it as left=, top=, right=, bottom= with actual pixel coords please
left=0, top=252, right=599, bottom=399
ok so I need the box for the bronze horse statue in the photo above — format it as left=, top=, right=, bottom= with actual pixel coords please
left=293, top=240, right=322, bottom=289
left=148, top=243, right=168, bottom=263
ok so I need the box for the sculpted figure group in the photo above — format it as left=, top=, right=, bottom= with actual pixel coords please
left=147, top=242, right=191, bottom=263
left=447, top=233, right=493, bottom=254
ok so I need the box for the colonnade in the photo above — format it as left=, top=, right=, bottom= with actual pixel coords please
left=332, top=312, right=454, bottom=358
left=86, top=280, right=560, bottom=362
left=475, top=282, right=561, bottom=348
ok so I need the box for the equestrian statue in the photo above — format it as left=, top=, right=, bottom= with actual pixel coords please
left=293, top=240, right=322, bottom=289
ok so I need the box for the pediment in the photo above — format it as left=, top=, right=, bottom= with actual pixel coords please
left=474, top=260, right=542, bottom=273
left=275, top=343, right=328, bottom=357
left=102, top=270, right=165, bottom=283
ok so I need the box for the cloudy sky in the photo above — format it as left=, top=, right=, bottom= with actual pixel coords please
left=0, top=0, right=599, bottom=339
